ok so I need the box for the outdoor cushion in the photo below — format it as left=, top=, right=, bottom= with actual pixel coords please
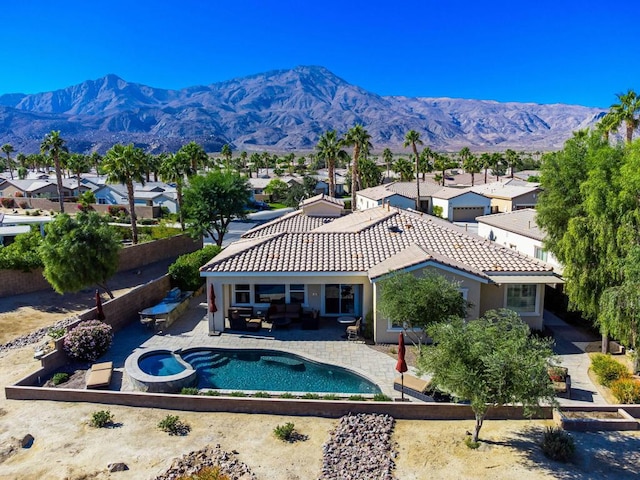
left=86, top=361, right=113, bottom=389
left=394, top=374, right=431, bottom=393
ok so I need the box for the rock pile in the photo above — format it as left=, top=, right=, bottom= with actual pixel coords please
left=153, top=444, right=256, bottom=480
left=0, top=317, right=78, bottom=354
left=320, top=413, right=396, bottom=480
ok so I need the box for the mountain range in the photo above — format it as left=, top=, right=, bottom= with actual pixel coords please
left=0, top=65, right=605, bottom=154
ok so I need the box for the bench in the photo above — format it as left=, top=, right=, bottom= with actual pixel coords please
left=394, top=374, right=434, bottom=402
left=86, top=361, right=113, bottom=389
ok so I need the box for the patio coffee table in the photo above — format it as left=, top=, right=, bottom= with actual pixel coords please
left=337, top=316, right=356, bottom=325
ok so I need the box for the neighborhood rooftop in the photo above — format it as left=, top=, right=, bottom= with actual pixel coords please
left=477, top=208, right=545, bottom=241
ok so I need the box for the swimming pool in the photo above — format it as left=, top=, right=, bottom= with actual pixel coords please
left=126, top=347, right=381, bottom=394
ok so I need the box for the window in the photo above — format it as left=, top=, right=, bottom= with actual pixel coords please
left=534, top=246, right=548, bottom=262
left=289, top=284, right=305, bottom=304
left=254, top=284, right=285, bottom=303
left=234, top=284, right=250, bottom=304
left=506, top=284, right=537, bottom=313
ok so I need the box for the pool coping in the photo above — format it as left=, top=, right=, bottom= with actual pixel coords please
left=124, top=349, right=197, bottom=393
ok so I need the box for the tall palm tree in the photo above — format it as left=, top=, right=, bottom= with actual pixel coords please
left=597, top=113, right=618, bottom=143
left=103, top=144, right=146, bottom=244
left=460, top=147, right=481, bottom=186
left=220, top=144, right=233, bottom=169
left=180, top=141, right=208, bottom=173
left=40, top=131, right=68, bottom=212
left=419, top=146, right=435, bottom=180
left=316, top=130, right=347, bottom=197
left=480, top=153, right=492, bottom=184
left=403, top=130, right=424, bottom=210
left=1, top=144, right=15, bottom=180
left=393, top=158, right=414, bottom=181
left=382, top=148, right=393, bottom=180
left=504, top=149, right=522, bottom=179
left=433, top=153, right=457, bottom=186
left=491, top=152, right=504, bottom=181
left=343, top=124, right=372, bottom=211
left=608, top=89, right=640, bottom=143
left=66, top=153, right=90, bottom=199
left=159, top=151, right=193, bottom=230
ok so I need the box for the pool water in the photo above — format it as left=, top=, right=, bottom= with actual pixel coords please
left=139, top=352, right=186, bottom=376
left=179, top=348, right=381, bottom=394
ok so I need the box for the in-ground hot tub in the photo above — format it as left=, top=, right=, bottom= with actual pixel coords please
left=125, top=349, right=197, bottom=393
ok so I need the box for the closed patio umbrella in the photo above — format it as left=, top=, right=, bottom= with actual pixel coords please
left=95, top=289, right=105, bottom=321
left=396, top=332, right=408, bottom=400
left=208, top=284, right=217, bottom=313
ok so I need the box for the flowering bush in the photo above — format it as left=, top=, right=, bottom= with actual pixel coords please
left=107, top=205, right=127, bottom=216
left=63, top=320, right=113, bottom=361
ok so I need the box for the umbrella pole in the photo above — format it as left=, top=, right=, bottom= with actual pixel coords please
left=401, top=372, right=405, bottom=401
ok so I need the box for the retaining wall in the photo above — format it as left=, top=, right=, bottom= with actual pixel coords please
left=3, top=197, right=157, bottom=218
left=0, top=234, right=200, bottom=297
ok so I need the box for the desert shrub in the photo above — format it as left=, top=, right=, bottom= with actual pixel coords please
left=540, top=426, right=575, bottom=462
left=432, top=205, right=444, bottom=218
left=158, top=415, right=191, bottom=436
left=348, top=395, right=366, bottom=401
left=177, top=466, right=231, bottom=480
left=139, top=218, right=157, bottom=225
left=464, top=435, right=480, bottom=449
left=273, top=422, right=296, bottom=441
left=591, top=353, right=630, bottom=387
left=63, top=320, right=113, bottom=361
left=52, top=372, right=69, bottom=385
left=610, top=378, right=640, bottom=404
left=180, top=387, right=200, bottom=395
left=548, top=366, right=567, bottom=382
left=202, top=390, right=221, bottom=396
left=373, top=393, right=392, bottom=402
left=19, top=201, right=29, bottom=209
left=280, top=392, right=295, bottom=399
left=90, top=410, right=114, bottom=428
left=48, top=326, right=67, bottom=340
left=0, top=228, right=43, bottom=271
left=362, top=311, right=374, bottom=340
left=169, top=245, right=222, bottom=291
left=301, top=393, right=320, bottom=399
left=0, top=198, right=14, bottom=208
left=107, top=205, right=127, bottom=217
left=253, top=391, right=270, bottom=398
left=229, top=391, right=247, bottom=397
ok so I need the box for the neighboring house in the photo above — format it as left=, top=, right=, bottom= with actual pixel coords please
left=134, top=191, right=178, bottom=213
left=356, top=185, right=414, bottom=211
left=477, top=209, right=562, bottom=271
left=0, top=214, right=52, bottom=245
left=201, top=195, right=562, bottom=342
left=470, top=181, right=541, bottom=213
left=0, top=179, right=71, bottom=199
left=91, top=180, right=177, bottom=211
left=356, top=181, right=490, bottom=222
left=431, top=187, right=492, bottom=222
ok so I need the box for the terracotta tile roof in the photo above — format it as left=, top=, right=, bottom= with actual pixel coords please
left=242, top=210, right=332, bottom=238
left=300, top=193, right=345, bottom=207
left=202, top=207, right=554, bottom=279
left=476, top=209, right=545, bottom=241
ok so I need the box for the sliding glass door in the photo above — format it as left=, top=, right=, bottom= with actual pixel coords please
left=324, top=284, right=360, bottom=315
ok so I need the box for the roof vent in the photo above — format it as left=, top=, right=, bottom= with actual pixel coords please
left=388, top=225, right=401, bottom=233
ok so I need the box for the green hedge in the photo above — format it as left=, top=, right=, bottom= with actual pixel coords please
left=169, top=245, right=222, bottom=291
left=590, top=353, right=631, bottom=387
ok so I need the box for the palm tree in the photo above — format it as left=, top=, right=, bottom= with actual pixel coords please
left=419, top=146, right=435, bottom=181
left=608, top=89, right=640, bottom=143
left=316, top=130, right=347, bottom=197
left=220, top=144, right=232, bottom=169
left=393, top=158, right=414, bottom=181
left=597, top=113, right=618, bottom=143
left=480, top=153, right=492, bottom=184
left=403, top=130, right=424, bottom=210
left=343, top=124, right=372, bottom=211
left=103, top=144, right=147, bottom=244
left=460, top=147, right=481, bottom=186
left=1, top=144, right=15, bottom=180
left=180, top=141, right=208, bottom=173
left=433, top=153, right=457, bottom=186
left=40, top=131, right=68, bottom=212
left=504, top=149, right=522, bottom=179
left=160, top=151, right=193, bottom=230
left=90, top=151, right=102, bottom=177
left=382, top=148, right=393, bottom=180
left=66, top=153, right=90, bottom=199
left=249, top=152, right=261, bottom=178
left=491, top=152, right=505, bottom=181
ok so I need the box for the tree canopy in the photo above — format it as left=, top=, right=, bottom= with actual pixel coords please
left=419, top=309, right=556, bottom=442
left=182, top=170, right=251, bottom=246
left=377, top=271, right=468, bottom=347
left=39, top=213, right=121, bottom=298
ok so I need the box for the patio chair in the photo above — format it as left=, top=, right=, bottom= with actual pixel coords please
left=346, top=317, right=361, bottom=340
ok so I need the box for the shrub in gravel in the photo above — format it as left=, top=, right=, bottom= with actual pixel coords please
left=273, top=422, right=296, bottom=442
left=52, top=372, right=69, bottom=385
left=63, top=320, right=113, bottom=361
left=158, top=415, right=191, bottom=436
left=90, top=410, right=114, bottom=428
left=540, top=426, right=575, bottom=462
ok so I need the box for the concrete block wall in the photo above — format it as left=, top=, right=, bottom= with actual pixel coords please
left=2, top=197, right=157, bottom=218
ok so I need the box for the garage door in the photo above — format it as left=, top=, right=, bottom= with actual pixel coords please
left=452, top=207, right=485, bottom=222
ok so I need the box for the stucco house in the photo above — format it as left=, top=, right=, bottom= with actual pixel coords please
left=201, top=195, right=562, bottom=343
left=477, top=209, right=562, bottom=271
left=356, top=185, right=414, bottom=211
left=471, top=181, right=541, bottom=213
left=431, top=187, right=491, bottom=222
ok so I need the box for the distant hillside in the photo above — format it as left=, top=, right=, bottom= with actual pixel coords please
left=0, top=66, right=605, bottom=154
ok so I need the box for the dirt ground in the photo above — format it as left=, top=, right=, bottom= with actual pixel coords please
left=2, top=276, right=640, bottom=478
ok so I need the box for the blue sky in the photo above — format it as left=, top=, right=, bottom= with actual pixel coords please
left=0, top=1, right=636, bottom=107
